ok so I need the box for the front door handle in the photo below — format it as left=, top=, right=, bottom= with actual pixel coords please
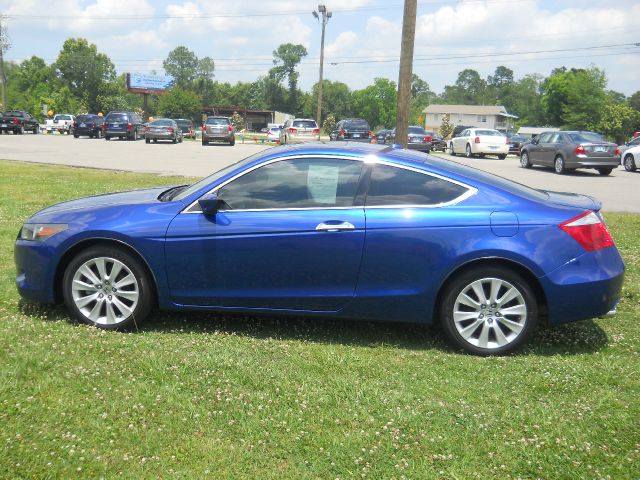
left=315, top=221, right=356, bottom=232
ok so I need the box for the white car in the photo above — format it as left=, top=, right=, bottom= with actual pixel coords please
left=449, top=128, right=509, bottom=159
left=266, top=126, right=281, bottom=142
left=621, top=144, right=640, bottom=172
left=45, top=114, right=75, bottom=134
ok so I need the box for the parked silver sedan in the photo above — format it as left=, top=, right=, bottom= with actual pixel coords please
left=144, top=118, right=183, bottom=144
left=520, top=131, right=620, bottom=175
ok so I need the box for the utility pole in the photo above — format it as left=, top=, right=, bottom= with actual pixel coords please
left=395, top=0, right=417, bottom=148
left=0, top=14, right=10, bottom=111
left=313, top=5, right=332, bottom=129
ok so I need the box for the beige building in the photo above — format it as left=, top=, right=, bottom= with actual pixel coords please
left=423, top=105, right=518, bottom=134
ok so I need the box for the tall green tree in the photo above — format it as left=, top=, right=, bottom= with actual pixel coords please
left=54, top=38, right=116, bottom=112
left=156, top=87, right=202, bottom=120
left=307, top=80, right=352, bottom=123
left=541, top=66, right=608, bottom=130
left=441, top=69, right=486, bottom=105
left=505, top=73, right=545, bottom=127
left=163, top=46, right=200, bottom=88
left=597, top=102, right=640, bottom=144
left=352, top=77, right=397, bottom=129
left=410, top=74, right=433, bottom=124
left=269, top=43, right=308, bottom=115
left=628, top=90, right=640, bottom=112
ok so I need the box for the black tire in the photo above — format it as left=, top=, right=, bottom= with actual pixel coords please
left=597, top=168, right=612, bottom=176
left=449, top=143, right=456, bottom=156
left=520, top=151, right=531, bottom=168
left=74, top=134, right=79, bottom=138
left=96, top=129, right=102, bottom=139
left=34, top=125, right=40, bottom=134
left=623, top=154, right=636, bottom=172
left=131, top=130, right=138, bottom=141
left=229, top=138, right=235, bottom=146
left=172, top=136, right=177, bottom=144
left=465, top=144, right=473, bottom=158
left=19, top=125, right=25, bottom=135
left=145, top=138, right=150, bottom=144
left=202, top=138, right=208, bottom=146
left=105, top=136, right=111, bottom=141
left=153, top=138, right=158, bottom=144
left=497, top=154, right=506, bottom=160
left=62, top=246, right=154, bottom=330
left=554, top=156, right=566, bottom=174
left=439, top=266, right=538, bottom=355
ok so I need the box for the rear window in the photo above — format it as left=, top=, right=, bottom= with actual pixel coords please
left=344, top=119, right=370, bottom=130
left=75, top=115, right=95, bottom=122
left=269, top=127, right=280, bottom=133
left=567, top=132, right=607, bottom=143
left=408, top=127, right=427, bottom=135
left=5, top=111, right=24, bottom=117
left=106, top=113, right=128, bottom=122
left=292, top=120, right=318, bottom=129
left=176, top=120, right=192, bottom=127
left=476, top=130, right=502, bottom=136
left=151, top=119, right=173, bottom=126
left=206, top=117, right=230, bottom=125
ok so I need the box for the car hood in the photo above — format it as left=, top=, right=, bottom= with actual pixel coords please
left=32, top=187, right=171, bottom=217
left=544, top=190, right=602, bottom=212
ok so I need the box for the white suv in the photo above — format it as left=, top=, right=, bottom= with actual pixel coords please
left=279, top=118, right=320, bottom=144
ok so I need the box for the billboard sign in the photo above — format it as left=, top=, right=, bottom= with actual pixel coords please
left=126, top=73, right=174, bottom=93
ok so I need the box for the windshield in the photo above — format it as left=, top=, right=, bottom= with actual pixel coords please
left=206, top=117, right=229, bottom=125
left=172, top=151, right=268, bottom=202
left=476, top=130, right=503, bottom=136
left=567, top=132, right=607, bottom=143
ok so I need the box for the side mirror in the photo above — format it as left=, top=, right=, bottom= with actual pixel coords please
left=198, top=193, right=223, bottom=215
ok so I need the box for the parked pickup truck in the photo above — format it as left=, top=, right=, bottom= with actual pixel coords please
left=0, top=110, right=40, bottom=134
left=45, top=114, right=75, bottom=134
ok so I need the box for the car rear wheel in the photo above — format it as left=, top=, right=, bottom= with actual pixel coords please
left=202, top=138, right=208, bottom=146
left=465, top=144, right=473, bottom=158
left=440, top=266, right=538, bottom=355
left=19, top=125, right=25, bottom=135
left=554, top=156, right=566, bottom=174
left=105, top=136, right=111, bottom=141
left=597, top=168, right=612, bottom=176
left=145, top=138, right=150, bottom=144
left=34, top=125, right=39, bottom=134
left=520, top=152, right=531, bottom=168
left=63, top=246, right=154, bottom=330
left=73, top=134, right=79, bottom=138
left=498, top=154, right=506, bottom=160
left=96, top=129, right=102, bottom=139
left=624, top=154, right=636, bottom=172
left=230, top=138, right=235, bottom=146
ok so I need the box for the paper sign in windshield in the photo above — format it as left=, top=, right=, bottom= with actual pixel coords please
left=308, top=165, right=339, bottom=204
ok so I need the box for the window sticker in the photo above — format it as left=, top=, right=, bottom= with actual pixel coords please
left=307, top=165, right=339, bottom=205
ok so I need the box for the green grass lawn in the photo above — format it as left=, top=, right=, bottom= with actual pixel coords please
left=1, top=160, right=638, bottom=479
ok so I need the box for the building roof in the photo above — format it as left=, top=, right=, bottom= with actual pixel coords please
left=517, top=126, right=560, bottom=135
left=423, top=104, right=517, bottom=118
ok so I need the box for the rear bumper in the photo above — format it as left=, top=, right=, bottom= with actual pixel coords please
left=288, top=135, right=321, bottom=143
left=406, top=143, right=432, bottom=152
left=204, top=133, right=233, bottom=141
left=567, top=156, right=620, bottom=168
left=105, top=129, right=131, bottom=137
left=541, top=246, right=625, bottom=325
left=472, top=144, right=509, bottom=155
left=146, top=132, right=175, bottom=140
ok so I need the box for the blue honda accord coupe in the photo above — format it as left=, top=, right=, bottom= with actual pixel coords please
left=15, top=143, right=624, bottom=355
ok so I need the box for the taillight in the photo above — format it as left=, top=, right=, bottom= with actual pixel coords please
left=339, top=129, right=345, bottom=137
left=575, top=145, right=586, bottom=155
left=91, top=123, right=96, bottom=128
left=474, top=136, right=480, bottom=144
left=312, top=128, right=320, bottom=134
left=615, top=146, right=620, bottom=155
left=559, top=211, right=614, bottom=251
left=12, top=118, right=19, bottom=124
left=288, top=127, right=297, bottom=134
left=228, top=125, right=233, bottom=133
left=424, top=136, right=432, bottom=142
left=73, top=122, right=77, bottom=128
left=127, top=123, right=132, bottom=131
left=368, top=131, right=372, bottom=138
left=167, top=127, right=174, bottom=132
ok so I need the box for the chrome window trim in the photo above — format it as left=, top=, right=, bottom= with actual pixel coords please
left=182, top=154, right=477, bottom=214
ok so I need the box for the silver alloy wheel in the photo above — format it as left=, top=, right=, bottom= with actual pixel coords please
left=520, top=152, right=529, bottom=167
left=466, top=144, right=472, bottom=157
left=624, top=154, right=636, bottom=172
left=452, top=277, right=527, bottom=350
left=71, top=256, right=140, bottom=325
left=554, top=156, right=565, bottom=174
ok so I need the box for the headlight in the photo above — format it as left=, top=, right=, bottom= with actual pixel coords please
left=20, top=224, right=68, bottom=241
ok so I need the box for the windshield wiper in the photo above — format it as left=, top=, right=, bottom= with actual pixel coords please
left=159, top=185, right=189, bottom=202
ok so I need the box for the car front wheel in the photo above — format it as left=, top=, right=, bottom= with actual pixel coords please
left=63, top=246, right=154, bottom=330
left=624, top=154, right=636, bottom=172
left=520, top=151, right=531, bottom=168
left=440, top=266, right=538, bottom=355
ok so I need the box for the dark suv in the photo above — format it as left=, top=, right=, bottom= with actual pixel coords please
left=73, top=114, right=105, bottom=139
left=330, top=118, right=372, bottom=142
left=103, top=111, right=145, bottom=141
left=0, top=110, right=40, bottom=134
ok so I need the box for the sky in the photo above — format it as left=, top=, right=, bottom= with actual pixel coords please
left=1, top=0, right=639, bottom=98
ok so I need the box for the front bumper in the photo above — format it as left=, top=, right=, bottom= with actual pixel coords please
left=15, top=239, right=59, bottom=304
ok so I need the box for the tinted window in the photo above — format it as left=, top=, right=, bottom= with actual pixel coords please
left=176, top=120, right=192, bottom=127
left=567, top=132, right=607, bottom=143
left=366, top=164, right=468, bottom=206
left=292, top=120, right=318, bottom=129
left=629, top=137, right=640, bottom=146
left=106, top=113, right=128, bottom=122
left=206, top=117, right=230, bottom=125
left=408, top=127, right=427, bottom=135
left=76, top=115, right=95, bottom=122
left=344, top=119, right=370, bottom=130
left=151, top=119, right=173, bottom=126
left=6, top=111, right=25, bottom=117
left=218, top=158, right=363, bottom=210
left=537, top=133, right=553, bottom=143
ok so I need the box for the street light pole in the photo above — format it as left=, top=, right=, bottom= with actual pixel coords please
left=313, top=5, right=331, bottom=128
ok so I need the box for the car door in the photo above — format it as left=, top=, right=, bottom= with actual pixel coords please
left=453, top=129, right=469, bottom=152
left=165, top=156, right=366, bottom=311
left=527, top=132, right=552, bottom=165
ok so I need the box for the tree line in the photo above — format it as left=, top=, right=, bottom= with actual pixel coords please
left=3, top=37, right=640, bottom=142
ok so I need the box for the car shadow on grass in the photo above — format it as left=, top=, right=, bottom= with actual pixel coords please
left=17, top=301, right=609, bottom=356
